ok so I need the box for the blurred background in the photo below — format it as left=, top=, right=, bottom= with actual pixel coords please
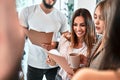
left=16, top=0, right=101, bottom=28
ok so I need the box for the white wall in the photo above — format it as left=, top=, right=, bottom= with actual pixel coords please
left=74, top=0, right=96, bottom=17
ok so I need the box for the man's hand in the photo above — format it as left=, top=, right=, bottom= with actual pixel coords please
left=41, top=42, right=58, bottom=51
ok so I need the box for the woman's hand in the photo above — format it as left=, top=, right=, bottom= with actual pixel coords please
left=67, top=71, right=74, bottom=79
left=63, top=32, right=71, bottom=40
left=46, top=56, right=56, bottom=66
left=67, top=67, right=80, bottom=79
left=80, top=54, right=88, bottom=67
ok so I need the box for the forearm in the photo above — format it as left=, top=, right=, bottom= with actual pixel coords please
left=72, top=68, right=119, bottom=80
left=91, top=70, right=118, bottom=80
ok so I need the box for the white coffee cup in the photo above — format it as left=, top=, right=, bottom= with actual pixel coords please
left=69, top=53, right=80, bottom=69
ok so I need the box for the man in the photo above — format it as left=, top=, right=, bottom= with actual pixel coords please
left=19, top=0, right=68, bottom=80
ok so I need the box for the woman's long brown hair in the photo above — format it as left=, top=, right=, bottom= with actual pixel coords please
left=70, top=8, right=96, bottom=57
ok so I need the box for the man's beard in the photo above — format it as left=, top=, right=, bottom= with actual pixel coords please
left=43, top=0, right=56, bottom=9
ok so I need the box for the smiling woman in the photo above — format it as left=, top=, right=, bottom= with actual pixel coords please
left=0, top=0, right=25, bottom=80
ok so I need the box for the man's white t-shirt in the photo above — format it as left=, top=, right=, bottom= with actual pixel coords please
left=19, top=4, right=68, bottom=69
